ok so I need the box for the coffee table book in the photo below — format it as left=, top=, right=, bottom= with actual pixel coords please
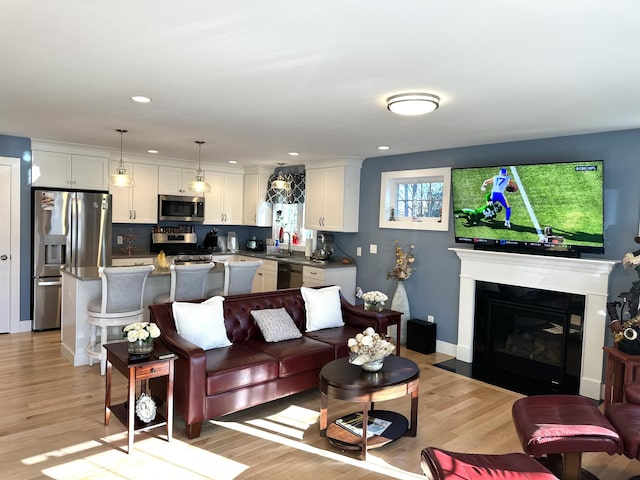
left=327, top=410, right=408, bottom=450
left=335, top=412, right=391, bottom=438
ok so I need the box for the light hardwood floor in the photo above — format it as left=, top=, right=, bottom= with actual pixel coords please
left=2, top=330, right=639, bottom=479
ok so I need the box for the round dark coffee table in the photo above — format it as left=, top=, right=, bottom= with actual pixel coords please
left=319, top=355, right=420, bottom=460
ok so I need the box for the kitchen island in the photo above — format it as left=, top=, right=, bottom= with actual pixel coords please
left=60, top=266, right=224, bottom=367
left=61, top=251, right=357, bottom=368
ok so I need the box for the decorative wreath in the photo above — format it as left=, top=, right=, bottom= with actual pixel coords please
left=135, top=393, right=157, bottom=423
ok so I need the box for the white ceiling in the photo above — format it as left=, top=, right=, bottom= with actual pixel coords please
left=2, top=1, right=640, bottom=167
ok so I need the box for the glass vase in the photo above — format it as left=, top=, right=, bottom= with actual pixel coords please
left=361, top=358, right=385, bottom=372
left=364, top=301, right=384, bottom=312
left=391, top=280, right=410, bottom=345
left=128, top=338, right=154, bottom=355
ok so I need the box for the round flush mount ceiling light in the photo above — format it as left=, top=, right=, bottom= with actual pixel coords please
left=386, top=93, right=439, bottom=116
left=131, top=95, right=152, bottom=103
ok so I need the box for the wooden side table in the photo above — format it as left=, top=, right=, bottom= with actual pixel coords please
left=103, top=342, right=175, bottom=454
left=603, top=345, right=640, bottom=409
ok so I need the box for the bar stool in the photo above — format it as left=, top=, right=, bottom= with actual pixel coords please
left=86, top=265, right=154, bottom=375
left=153, top=262, right=214, bottom=304
left=207, top=260, right=262, bottom=296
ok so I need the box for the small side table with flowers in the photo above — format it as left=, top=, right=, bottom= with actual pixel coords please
left=103, top=340, right=175, bottom=454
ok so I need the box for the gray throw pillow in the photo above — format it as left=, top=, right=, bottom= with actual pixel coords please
left=251, top=308, right=302, bottom=342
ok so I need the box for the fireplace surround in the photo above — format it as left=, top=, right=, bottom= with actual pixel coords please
left=450, top=248, right=617, bottom=399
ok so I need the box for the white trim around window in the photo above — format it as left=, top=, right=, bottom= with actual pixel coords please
left=379, top=166, right=451, bottom=231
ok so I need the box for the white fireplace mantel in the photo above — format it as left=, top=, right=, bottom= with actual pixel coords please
left=450, top=247, right=618, bottom=400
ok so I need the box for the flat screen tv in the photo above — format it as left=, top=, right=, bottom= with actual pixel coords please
left=451, top=160, right=604, bottom=256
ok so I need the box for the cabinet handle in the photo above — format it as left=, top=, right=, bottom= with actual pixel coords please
left=133, top=210, right=137, bottom=219
left=257, top=272, right=263, bottom=276
left=309, top=271, right=318, bottom=276
left=129, top=210, right=133, bottom=220
left=151, top=368, right=156, bottom=373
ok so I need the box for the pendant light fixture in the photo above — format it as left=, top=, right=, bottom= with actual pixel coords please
left=110, top=129, right=134, bottom=187
left=271, top=163, right=291, bottom=190
left=188, top=140, right=211, bottom=193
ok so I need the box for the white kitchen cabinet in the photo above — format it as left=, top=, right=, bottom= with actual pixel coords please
left=158, top=166, right=198, bottom=195
left=304, top=158, right=362, bottom=232
left=235, top=255, right=277, bottom=293
left=110, top=162, right=158, bottom=223
left=252, top=260, right=277, bottom=292
left=32, top=150, right=109, bottom=190
left=243, top=168, right=272, bottom=226
left=303, top=265, right=357, bottom=304
left=204, top=170, right=243, bottom=224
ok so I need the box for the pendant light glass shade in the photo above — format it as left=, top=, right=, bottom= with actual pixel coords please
left=110, top=129, right=134, bottom=187
left=188, top=141, right=211, bottom=193
left=271, top=171, right=290, bottom=190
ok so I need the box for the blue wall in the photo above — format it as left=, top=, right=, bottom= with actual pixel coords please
left=333, top=129, right=640, bottom=347
left=0, top=134, right=32, bottom=322
left=5, top=129, right=640, bottom=336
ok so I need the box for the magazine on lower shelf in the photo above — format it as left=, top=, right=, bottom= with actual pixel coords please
left=335, top=412, right=392, bottom=438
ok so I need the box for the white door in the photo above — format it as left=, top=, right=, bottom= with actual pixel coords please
left=0, top=157, right=19, bottom=333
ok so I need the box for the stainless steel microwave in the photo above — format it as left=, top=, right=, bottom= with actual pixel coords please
left=158, top=195, right=205, bottom=222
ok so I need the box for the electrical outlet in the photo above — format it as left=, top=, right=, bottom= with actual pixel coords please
left=116, top=235, right=123, bottom=245
left=428, top=315, right=435, bottom=323
left=369, top=244, right=377, bottom=254
left=356, top=246, right=362, bottom=256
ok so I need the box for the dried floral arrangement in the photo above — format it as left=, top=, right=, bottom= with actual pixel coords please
left=387, top=240, right=415, bottom=281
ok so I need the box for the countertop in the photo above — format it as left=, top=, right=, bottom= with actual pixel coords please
left=111, top=249, right=357, bottom=269
left=62, top=266, right=175, bottom=281
left=69, top=250, right=355, bottom=281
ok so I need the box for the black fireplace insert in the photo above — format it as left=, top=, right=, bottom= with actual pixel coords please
left=472, top=282, right=585, bottom=396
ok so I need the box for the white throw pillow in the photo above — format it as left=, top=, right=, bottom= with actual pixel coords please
left=251, top=308, right=302, bottom=342
left=172, top=296, right=232, bottom=350
left=301, top=286, right=344, bottom=332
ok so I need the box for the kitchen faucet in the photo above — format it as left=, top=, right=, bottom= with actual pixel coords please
left=283, top=231, right=292, bottom=256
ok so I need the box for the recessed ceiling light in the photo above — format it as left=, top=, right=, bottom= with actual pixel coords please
left=378, top=145, right=390, bottom=150
left=387, top=93, right=439, bottom=116
left=228, top=160, right=238, bottom=164
left=147, top=149, right=158, bottom=154
left=288, top=152, right=300, bottom=156
left=131, top=95, right=152, bottom=103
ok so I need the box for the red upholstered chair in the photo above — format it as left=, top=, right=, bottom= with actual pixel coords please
left=605, top=382, right=640, bottom=479
left=421, top=447, right=558, bottom=480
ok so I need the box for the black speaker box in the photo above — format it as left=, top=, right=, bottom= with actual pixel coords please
left=406, top=319, right=436, bottom=354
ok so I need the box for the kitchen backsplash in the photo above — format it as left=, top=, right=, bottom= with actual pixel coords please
left=112, top=223, right=270, bottom=254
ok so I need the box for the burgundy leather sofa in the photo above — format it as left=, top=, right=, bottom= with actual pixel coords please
left=149, top=287, right=400, bottom=439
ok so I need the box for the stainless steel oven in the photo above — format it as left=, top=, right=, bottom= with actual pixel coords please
left=158, top=195, right=205, bottom=222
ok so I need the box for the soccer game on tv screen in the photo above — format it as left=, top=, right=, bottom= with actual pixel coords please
left=451, top=160, right=604, bottom=253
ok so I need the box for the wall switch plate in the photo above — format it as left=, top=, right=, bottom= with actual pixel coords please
left=369, top=244, right=377, bottom=254
left=428, top=315, right=435, bottom=323
left=356, top=246, right=362, bottom=256
left=116, top=235, right=123, bottom=245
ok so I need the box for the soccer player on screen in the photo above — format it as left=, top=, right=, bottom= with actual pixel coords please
left=481, top=168, right=518, bottom=228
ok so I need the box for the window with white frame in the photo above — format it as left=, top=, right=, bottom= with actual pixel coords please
left=272, top=203, right=313, bottom=246
left=379, top=167, right=451, bottom=231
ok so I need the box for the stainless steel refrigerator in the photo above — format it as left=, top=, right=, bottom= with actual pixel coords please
left=32, top=189, right=112, bottom=331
